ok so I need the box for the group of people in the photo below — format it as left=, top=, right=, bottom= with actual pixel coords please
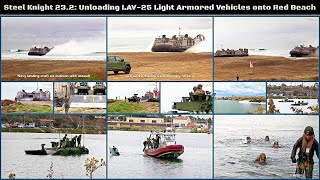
left=143, top=134, right=161, bottom=152
left=60, top=134, right=82, bottom=148
left=251, top=126, right=318, bottom=178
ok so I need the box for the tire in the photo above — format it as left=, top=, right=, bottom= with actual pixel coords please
left=114, top=71, right=119, bottom=74
left=125, top=66, right=131, bottom=74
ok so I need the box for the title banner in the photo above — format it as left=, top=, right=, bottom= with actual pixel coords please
left=0, top=0, right=320, bottom=15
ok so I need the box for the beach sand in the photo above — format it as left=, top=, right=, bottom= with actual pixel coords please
left=2, top=60, right=106, bottom=81
left=214, top=56, right=318, bottom=81
left=108, top=52, right=212, bottom=81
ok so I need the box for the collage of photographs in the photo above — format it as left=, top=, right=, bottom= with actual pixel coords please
left=0, top=16, right=319, bottom=179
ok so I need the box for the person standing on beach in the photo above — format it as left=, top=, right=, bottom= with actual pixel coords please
left=236, top=74, right=239, bottom=81
left=291, top=126, right=319, bottom=178
left=64, top=95, right=70, bottom=114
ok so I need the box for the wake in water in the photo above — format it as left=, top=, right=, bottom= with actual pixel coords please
left=185, top=39, right=212, bottom=53
left=47, top=38, right=106, bottom=56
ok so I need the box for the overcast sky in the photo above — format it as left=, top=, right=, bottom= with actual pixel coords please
left=108, top=82, right=158, bottom=99
left=2, top=17, right=106, bottom=50
left=161, top=82, right=213, bottom=113
left=214, top=82, right=266, bottom=97
left=214, top=17, right=319, bottom=50
left=1, top=82, right=53, bottom=100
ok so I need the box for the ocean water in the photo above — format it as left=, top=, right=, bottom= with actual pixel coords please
left=268, top=99, right=318, bottom=114
left=214, top=100, right=266, bottom=114
left=214, top=115, right=319, bottom=179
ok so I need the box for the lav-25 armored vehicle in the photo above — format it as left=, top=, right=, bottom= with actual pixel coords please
left=128, top=94, right=141, bottom=102
left=28, top=46, right=52, bottom=56
left=93, top=82, right=106, bottom=95
left=15, top=89, right=51, bottom=101
left=172, top=85, right=212, bottom=114
left=214, top=48, right=249, bottom=57
left=289, top=45, right=319, bottom=57
left=75, top=82, right=91, bottom=95
left=151, top=31, right=205, bottom=52
left=108, top=56, right=131, bottom=74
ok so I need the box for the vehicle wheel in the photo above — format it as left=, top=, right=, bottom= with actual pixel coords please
left=114, top=71, right=119, bottom=74
left=125, top=66, right=131, bottom=74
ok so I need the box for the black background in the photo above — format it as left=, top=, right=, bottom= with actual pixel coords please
left=0, top=0, right=319, bottom=15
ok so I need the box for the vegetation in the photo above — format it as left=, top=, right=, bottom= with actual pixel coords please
left=268, top=98, right=279, bottom=114
left=108, top=101, right=145, bottom=113
left=84, top=157, right=106, bottom=179
left=47, top=162, right=54, bottom=179
left=254, top=105, right=266, bottom=114
left=2, top=103, right=52, bottom=114
left=2, top=127, right=106, bottom=134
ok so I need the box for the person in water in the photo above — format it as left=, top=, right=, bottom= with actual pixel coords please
left=255, top=153, right=267, bottom=164
left=246, top=136, right=252, bottom=144
left=112, top=146, right=120, bottom=155
left=265, top=136, right=270, bottom=141
left=291, top=126, right=319, bottom=178
left=273, top=141, right=279, bottom=148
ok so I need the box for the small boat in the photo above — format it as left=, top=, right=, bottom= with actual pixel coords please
left=144, top=131, right=184, bottom=159
left=109, top=146, right=120, bottom=156
left=291, top=101, right=308, bottom=106
left=278, top=98, right=294, bottom=103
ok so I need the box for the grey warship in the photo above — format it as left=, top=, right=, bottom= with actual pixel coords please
left=289, top=45, right=319, bottom=57
left=28, top=46, right=52, bottom=56
left=151, top=29, right=205, bottom=52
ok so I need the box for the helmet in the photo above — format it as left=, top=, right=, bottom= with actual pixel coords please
left=304, top=126, right=314, bottom=135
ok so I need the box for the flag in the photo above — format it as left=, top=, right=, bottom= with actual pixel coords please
left=250, top=59, right=253, bottom=68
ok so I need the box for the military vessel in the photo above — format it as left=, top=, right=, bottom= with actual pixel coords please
left=172, top=84, right=212, bottom=114
left=214, top=48, right=249, bottom=57
left=28, top=46, right=52, bottom=56
left=25, top=135, right=89, bottom=156
left=151, top=29, right=205, bottom=52
left=289, top=45, right=318, bottom=57
left=15, top=89, right=51, bottom=101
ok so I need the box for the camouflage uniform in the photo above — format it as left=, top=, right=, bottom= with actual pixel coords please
left=64, top=96, right=70, bottom=114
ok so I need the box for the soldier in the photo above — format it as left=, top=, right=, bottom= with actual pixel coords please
left=192, top=86, right=198, bottom=93
left=77, top=135, right=82, bottom=147
left=64, top=95, right=70, bottom=114
left=291, top=126, right=319, bottom=178
left=195, top=84, right=205, bottom=95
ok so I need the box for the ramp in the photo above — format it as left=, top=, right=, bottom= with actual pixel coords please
left=69, top=95, right=106, bottom=108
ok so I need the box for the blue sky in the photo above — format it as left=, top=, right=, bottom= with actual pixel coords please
left=214, top=82, right=265, bottom=97
left=1, top=82, right=53, bottom=100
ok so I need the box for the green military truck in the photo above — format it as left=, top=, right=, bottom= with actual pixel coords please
left=108, top=56, right=131, bottom=74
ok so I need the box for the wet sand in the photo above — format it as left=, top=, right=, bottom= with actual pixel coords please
left=214, top=56, right=318, bottom=81
left=2, top=60, right=106, bottom=81
left=108, top=52, right=212, bottom=81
